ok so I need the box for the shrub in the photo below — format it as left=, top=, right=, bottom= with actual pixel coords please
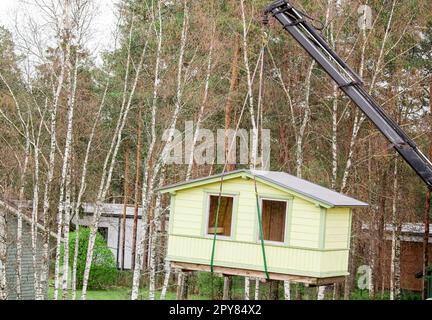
left=197, top=272, right=224, bottom=299
left=66, top=227, right=118, bottom=290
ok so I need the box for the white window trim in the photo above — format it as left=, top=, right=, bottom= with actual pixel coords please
left=204, top=193, right=235, bottom=240
left=256, top=197, right=289, bottom=245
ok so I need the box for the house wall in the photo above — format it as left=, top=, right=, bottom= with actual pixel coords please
left=76, top=214, right=142, bottom=270
left=5, top=212, right=46, bottom=300
left=167, top=177, right=352, bottom=278
left=380, top=239, right=432, bottom=292
left=324, top=207, right=351, bottom=250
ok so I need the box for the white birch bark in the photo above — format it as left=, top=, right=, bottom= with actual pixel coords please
left=295, top=61, right=315, bottom=179
left=81, top=17, right=150, bottom=300
left=130, top=1, right=163, bottom=300
left=132, top=0, right=187, bottom=300
left=61, top=53, right=80, bottom=301
left=0, top=198, right=7, bottom=300
left=149, top=173, right=165, bottom=300
left=54, top=1, right=74, bottom=299
left=341, top=0, right=396, bottom=192
left=283, top=280, right=291, bottom=300
left=146, top=1, right=189, bottom=299
left=254, top=279, right=260, bottom=300
left=71, top=85, right=108, bottom=300
left=320, top=1, right=336, bottom=296
left=244, top=277, right=250, bottom=300
left=390, top=158, right=401, bottom=300
left=0, top=68, right=32, bottom=301
left=318, top=286, right=326, bottom=300
left=159, top=260, right=171, bottom=300
left=185, top=23, right=214, bottom=180
left=38, top=15, right=69, bottom=299
left=30, top=101, right=45, bottom=299
left=16, top=130, right=31, bottom=300
left=240, top=0, right=258, bottom=168
left=331, top=84, right=338, bottom=190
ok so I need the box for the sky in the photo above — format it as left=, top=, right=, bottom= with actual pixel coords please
left=0, top=0, right=119, bottom=65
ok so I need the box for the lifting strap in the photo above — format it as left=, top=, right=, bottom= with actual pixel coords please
left=209, top=173, right=270, bottom=280
left=253, top=174, right=270, bottom=280
left=210, top=172, right=225, bottom=273
left=209, top=30, right=271, bottom=283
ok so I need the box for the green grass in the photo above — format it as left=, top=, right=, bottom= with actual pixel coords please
left=48, top=286, right=209, bottom=300
left=350, top=289, right=422, bottom=300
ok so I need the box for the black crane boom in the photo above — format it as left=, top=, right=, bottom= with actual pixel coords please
left=265, top=0, right=432, bottom=190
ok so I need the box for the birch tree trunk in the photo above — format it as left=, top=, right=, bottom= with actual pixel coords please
left=149, top=173, right=165, bottom=300
left=39, top=73, right=65, bottom=299
left=132, top=0, right=188, bottom=300
left=131, top=107, right=143, bottom=270
left=222, top=35, right=240, bottom=174
left=244, top=277, right=250, bottom=300
left=254, top=279, right=260, bottom=300
left=121, top=146, right=130, bottom=270
left=16, top=131, right=31, bottom=300
left=283, top=280, right=291, bottom=300
left=185, top=24, right=215, bottom=180
left=54, top=2, right=75, bottom=297
left=295, top=61, right=315, bottom=179
left=159, top=260, right=171, bottom=300
left=0, top=202, right=7, bottom=300
left=341, top=0, right=396, bottom=192
left=331, top=84, right=339, bottom=190
left=240, top=0, right=258, bottom=168
left=82, top=19, right=149, bottom=300
left=71, top=85, right=108, bottom=300
left=390, top=159, right=401, bottom=300
left=130, top=1, right=163, bottom=299
left=317, top=286, right=326, bottom=300
left=31, top=107, right=44, bottom=298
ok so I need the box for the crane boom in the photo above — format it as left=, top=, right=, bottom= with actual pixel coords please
left=265, top=0, right=432, bottom=190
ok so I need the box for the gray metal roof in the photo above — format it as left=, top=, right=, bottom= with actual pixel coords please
left=159, top=169, right=368, bottom=208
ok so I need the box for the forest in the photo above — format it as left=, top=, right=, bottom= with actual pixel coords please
left=0, top=0, right=431, bottom=300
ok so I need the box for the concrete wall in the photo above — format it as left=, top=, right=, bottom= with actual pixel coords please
left=76, top=206, right=143, bottom=270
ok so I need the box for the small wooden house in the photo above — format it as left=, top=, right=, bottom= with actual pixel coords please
left=160, top=170, right=368, bottom=285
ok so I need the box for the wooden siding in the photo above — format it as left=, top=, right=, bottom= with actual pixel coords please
left=5, top=212, right=46, bottom=300
left=324, top=208, right=351, bottom=250
left=167, top=177, right=354, bottom=278
left=167, top=235, right=348, bottom=277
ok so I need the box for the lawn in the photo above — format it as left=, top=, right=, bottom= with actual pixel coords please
left=48, top=286, right=209, bottom=300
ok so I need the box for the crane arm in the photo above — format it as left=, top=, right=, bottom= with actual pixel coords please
left=265, top=0, right=432, bottom=190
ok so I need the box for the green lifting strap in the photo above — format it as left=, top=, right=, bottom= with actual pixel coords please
left=210, top=174, right=225, bottom=273
left=209, top=172, right=270, bottom=281
left=253, top=175, right=270, bottom=280
left=210, top=191, right=222, bottom=273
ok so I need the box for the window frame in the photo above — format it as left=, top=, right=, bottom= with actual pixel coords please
left=203, top=191, right=237, bottom=240
left=256, top=197, right=290, bottom=246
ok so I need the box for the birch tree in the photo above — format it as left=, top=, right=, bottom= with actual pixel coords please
left=81, top=11, right=150, bottom=300
left=0, top=204, right=7, bottom=300
left=132, top=0, right=190, bottom=300
left=390, top=158, right=401, bottom=300
left=131, top=0, right=164, bottom=300
left=53, top=0, right=74, bottom=300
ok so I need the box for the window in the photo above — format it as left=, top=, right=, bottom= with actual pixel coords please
left=98, top=227, right=109, bottom=243
left=207, top=195, right=234, bottom=237
left=260, top=199, right=287, bottom=243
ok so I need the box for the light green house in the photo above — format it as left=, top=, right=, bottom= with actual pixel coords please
left=159, top=169, right=368, bottom=285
